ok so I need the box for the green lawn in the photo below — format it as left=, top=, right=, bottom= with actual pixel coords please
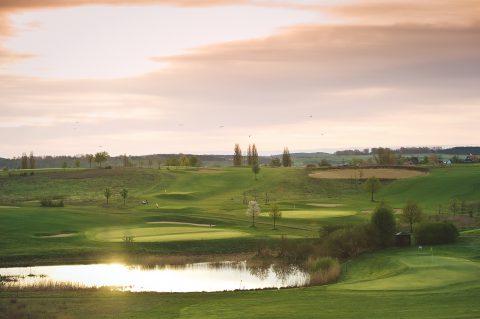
left=1, top=165, right=480, bottom=264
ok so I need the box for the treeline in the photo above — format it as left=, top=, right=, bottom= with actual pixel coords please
left=334, top=147, right=479, bottom=166
left=0, top=153, right=208, bottom=170
left=335, top=146, right=480, bottom=156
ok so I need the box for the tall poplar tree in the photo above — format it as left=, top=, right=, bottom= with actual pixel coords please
left=233, top=144, right=243, bottom=166
left=20, top=153, right=28, bottom=169
left=247, top=145, right=253, bottom=166
left=28, top=152, right=35, bottom=169
left=282, top=147, right=292, bottom=167
left=252, top=144, right=259, bottom=166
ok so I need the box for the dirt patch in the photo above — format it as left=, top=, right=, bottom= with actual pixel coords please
left=307, top=203, right=344, bottom=208
left=0, top=206, right=20, bottom=208
left=146, top=221, right=215, bottom=227
left=309, top=168, right=427, bottom=180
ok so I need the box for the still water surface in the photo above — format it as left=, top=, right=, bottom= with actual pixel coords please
left=0, top=261, right=309, bottom=292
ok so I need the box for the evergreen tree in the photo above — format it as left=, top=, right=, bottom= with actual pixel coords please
left=247, top=145, right=253, bottom=166
left=282, top=147, right=292, bottom=167
left=252, top=144, right=259, bottom=166
left=233, top=144, right=243, bottom=167
left=371, top=202, right=396, bottom=247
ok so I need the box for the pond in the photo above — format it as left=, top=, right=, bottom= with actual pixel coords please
left=0, top=261, right=310, bottom=292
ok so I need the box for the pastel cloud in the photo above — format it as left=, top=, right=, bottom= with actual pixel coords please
left=0, top=0, right=479, bottom=156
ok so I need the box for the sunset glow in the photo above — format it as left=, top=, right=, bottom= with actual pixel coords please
left=1, top=0, right=479, bottom=156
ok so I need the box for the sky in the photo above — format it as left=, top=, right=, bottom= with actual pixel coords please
left=0, top=0, right=479, bottom=157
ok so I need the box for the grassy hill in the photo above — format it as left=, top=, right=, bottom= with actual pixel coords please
left=1, top=165, right=480, bottom=318
left=1, top=165, right=480, bottom=264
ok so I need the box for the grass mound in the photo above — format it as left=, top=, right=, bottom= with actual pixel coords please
left=337, top=252, right=480, bottom=291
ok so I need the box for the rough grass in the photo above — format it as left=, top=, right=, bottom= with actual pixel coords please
left=309, top=168, right=427, bottom=180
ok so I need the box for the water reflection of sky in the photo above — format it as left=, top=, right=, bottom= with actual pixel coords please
left=0, top=262, right=309, bottom=292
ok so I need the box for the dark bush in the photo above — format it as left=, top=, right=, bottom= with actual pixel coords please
left=371, top=202, right=396, bottom=247
left=40, top=198, right=64, bottom=207
left=276, top=236, right=314, bottom=262
left=319, top=223, right=378, bottom=259
left=414, top=222, right=459, bottom=245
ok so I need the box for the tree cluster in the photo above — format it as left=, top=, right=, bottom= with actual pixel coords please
left=165, top=155, right=200, bottom=167
left=19, top=152, right=36, bottom=169
left=373, top=147, right=397, bottom=165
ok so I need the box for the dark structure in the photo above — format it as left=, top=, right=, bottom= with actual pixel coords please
left=395, top=232, right=411, bottom=247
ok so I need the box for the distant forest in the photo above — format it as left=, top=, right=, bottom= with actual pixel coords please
left=1, top=146, right=479, bottom=170
left=335, top=147, right=480, bottom=156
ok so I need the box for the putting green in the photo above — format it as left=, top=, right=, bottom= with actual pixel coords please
left=337, top=255, right=480, bottom=291
left=462, top=228, right=480, bottom=235
left=89, top=226, right=248, bottom=242
left=277, top=210, right=356, bottom=219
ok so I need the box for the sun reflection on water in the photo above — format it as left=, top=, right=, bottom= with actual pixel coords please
left=0, top=262, right=309, bottom=292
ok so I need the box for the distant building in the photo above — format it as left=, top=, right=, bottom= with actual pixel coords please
left=395, top=232, right=411, bottom=247
left=465, top=154, right=478, bottom=163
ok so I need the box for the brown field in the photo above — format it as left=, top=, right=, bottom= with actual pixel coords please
left=309, top=168, right=427, bottom=180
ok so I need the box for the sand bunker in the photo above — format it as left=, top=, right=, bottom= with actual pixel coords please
left=309, top=168, right=427, bottom=180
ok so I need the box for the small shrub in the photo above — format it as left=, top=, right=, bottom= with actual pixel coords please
left=414, top=222, right=459, bottom=245
left=306, top=257, right=341, bottom=285
left=123, top=235, right=135, bottom=245
left=276, top=236, right=314, bottom=262
left=319, top=223, right=378, bottom=259
left=40, top=198, right=64, bottom=207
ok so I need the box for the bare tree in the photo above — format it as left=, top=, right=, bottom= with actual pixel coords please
left=269, top=204, right=282, bottom=230
left=365, top=176, right=382, bottom=202
left=402, top=202, right=422, bottom=232
left=246, top=201, right=261, bottom=227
